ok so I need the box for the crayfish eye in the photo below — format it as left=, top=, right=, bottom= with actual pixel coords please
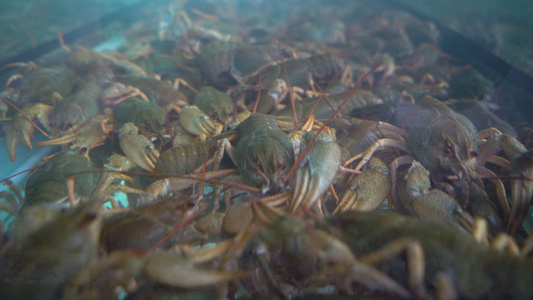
left=80, top=212, right=98, bottom=227
left=254, top=164, right=264, bottom=173
left=211, top=112, right=218, bottom=119
left=443, top=146, right=453, bottom=155
left=276, top=159, right=287, bottom=171
left=470, top=150, right=479, bottom=157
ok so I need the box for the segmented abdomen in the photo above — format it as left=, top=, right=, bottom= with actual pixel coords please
left=154, top=139, right=219, bottom=175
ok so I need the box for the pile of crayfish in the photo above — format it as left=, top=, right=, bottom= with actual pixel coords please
left=1, top=0, right=532, bottom=299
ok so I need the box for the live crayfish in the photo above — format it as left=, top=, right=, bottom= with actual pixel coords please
left=234, top=113, right=294, bottom=194
left=113, top=97, right=166, bottom=138
left=237, top=209, right=533, bottom=299
left=396, top=160, right=475, bottom=233
left=22, top=147, right=98, bottom=209
left=47, top=74, right=102, bottom=133
left=1, top=1, right=533, bottom=299
left=193, top=86, right=234, bottom=125
left=341, top=95, right=530, bottom=232
left=242, top=54, right=352, bottom=113
left=7, top=65, right=77, bottom=106
left=197, top=41, right=296, bottom=85
left=0, top=200, right=102, bottom=299
left=329, top=211, right=533, bottom=299
left=249, top=213, right=414, bottom=298
left=100, top=196, right=204, bottom=253
left=241, top=53, right=349, bottom=91
left=117, top=74, right=189, bottom=113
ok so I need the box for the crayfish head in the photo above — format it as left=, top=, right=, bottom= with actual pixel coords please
left=419, top=119, right=480, bottom=181
left=237, top=137, right=294, bottom=194
left=252, top=152, right=292, bottom=194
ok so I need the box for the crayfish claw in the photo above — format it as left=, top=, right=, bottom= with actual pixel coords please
left=290, top=131, right=341, bottom=214
left=334, top=157, right=391, bottom=214
left=180, top=105, right=221, bottom=138
left=118, top=122, right=160, bottom=172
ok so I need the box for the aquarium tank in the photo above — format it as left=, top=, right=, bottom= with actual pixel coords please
left=1, top=0, right=533, bottom=299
